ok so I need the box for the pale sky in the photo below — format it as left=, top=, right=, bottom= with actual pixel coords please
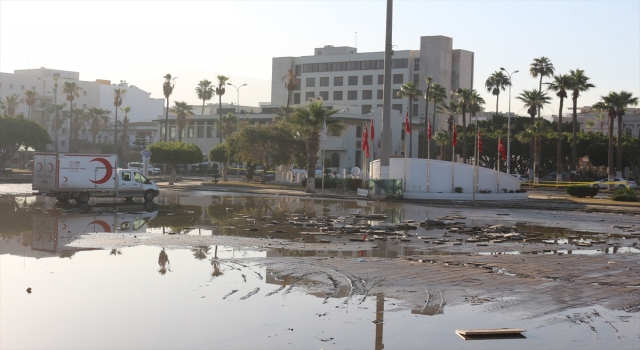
left=1, top=0, right=639, bottom=117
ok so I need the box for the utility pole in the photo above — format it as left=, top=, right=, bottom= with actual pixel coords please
left=380, top=0, right=393, bottom=180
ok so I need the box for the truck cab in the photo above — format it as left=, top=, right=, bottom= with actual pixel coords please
left=117, top=169, right=159, bottom=201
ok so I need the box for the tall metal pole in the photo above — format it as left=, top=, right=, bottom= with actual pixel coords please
left=380, top=0, right=393, bottom=180
left=500, top=68, right=518, bottom=174
left=227, top=83, right=247, bottom=118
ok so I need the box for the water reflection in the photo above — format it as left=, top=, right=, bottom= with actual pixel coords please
left=158, top=248, right=170, bottom=275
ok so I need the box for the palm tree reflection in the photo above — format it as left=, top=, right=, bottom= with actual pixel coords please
left=109, top=249, right=122, bottom=256
left=158, top=248, right=171, bottom=275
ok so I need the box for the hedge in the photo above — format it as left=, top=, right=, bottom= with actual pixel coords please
left=566, top=185, right=599, bottom=198
left=301, top=177, right=364, bottom=190
left=611, top=187, right=638, bottom=202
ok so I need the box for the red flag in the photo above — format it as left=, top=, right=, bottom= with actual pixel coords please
left=404, top=110, right=410, bottom=134
left=478, top=130, right=482, bottom=154
left=427, top=118, right=432, bottom=140
left=452, top=125, right=457, bottom=146
left=370, top=117, right=375, bottom=140
left=498, top=137, right=506, bottom=160
left=362, top=123, right=370, bottom=158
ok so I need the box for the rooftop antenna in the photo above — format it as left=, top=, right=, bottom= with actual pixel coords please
left=355, top=31, right=357, bottom=50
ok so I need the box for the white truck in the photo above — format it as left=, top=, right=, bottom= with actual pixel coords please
left=33, top=153, right=160, bottom=203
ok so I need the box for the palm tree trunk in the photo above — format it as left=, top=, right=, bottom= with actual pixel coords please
left=422, top=92, right=430, bottom=159
left=528, top=114, right=535, bottom=181
left=164, top=98, right=169, bottom=142
left=219, top=95, right=223, bottom=144
left=432, top=99, right=438, bottom=159
left=462, top=108, right=467, bottom=163
left=202, top=100, right=205, bottom=115
left=408, top=97, right=413, bottom=158
left=571, top=96, right=578, bottom=172
left=616, top=113, right=623, bottom=178
left=537, top=76, right=543, bottom=118
left=69, top=101, right=74, bottom=152
left=178, top=127, right=182, bottom=142
left=28, top=105, right=31, bottom=119
left=556, top=97, right=564, bottom=184
left=170, top=165, right=176, bottom=186
left=305, top=132, right=320, bottom=193
left=114, top=108, right=118, bottom=145
left=608, top=114, right=615, bottom=190
left=495, top=94, right=499, bottom=118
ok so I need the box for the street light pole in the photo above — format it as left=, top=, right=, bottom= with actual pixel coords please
left=500, top=67, right=518, bottom=174
left=227, top=83, right=247, bottom=118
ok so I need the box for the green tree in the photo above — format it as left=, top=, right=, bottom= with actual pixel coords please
left=524, top=119, right=552, bottom=182
left=396, top=82, right=422, bottom=158
left=46, top=103, right=66, bottom=153
left=281, top=68, right=299, bottom=117
left=119, top=106, right=131, bottom=149
left=453, top=88, right=476, bottom=163
left=63, top=108, right=86, bottom=151
left=215, top=75, right=230, bottom=144
left=215, top=113, right=238, bottom=181
left=209, top=142, right=237, bottom=181
left=61, top=81, right=82, bottom=151
left=517, top=89, right=551, bottom=178
left=0, top=114, right=51, bottom=170
left=149, top=141, right=203, bottom=185
left=596, top=114, right=606, bottom=132
left=427, top=83, right=447, bottom=157
left=546, top=74, right=572, bottom=183
left=23, top=90, right=38, bottom=119
left=2, top=94, right=21, bottom=116
left=568, top=69, right=595, bottom=172
left=170, top=101, right=194, bottom=142
left=585, top=119, right=595, bottom=132
left=195, top=79, right=215, bottom=115
left=485, top=71, right=510, bottom=118
left=529, top=56, right=555, bottom=118
left=433, top=130, right=450, bottom=160
left=85, top=107, right=110, bottom=146
left=436, top=98, right=459, bottom=161
left=288, top=100, right=345, bottom=193
left=112, top=88, right=126, bottom=144
left=162, top=74, right=175, bottom=142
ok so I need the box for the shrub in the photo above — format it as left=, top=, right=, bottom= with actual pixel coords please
left=300, top=177, right=363, bottom=190
left=455, top=187, right=463, bottom=193
left=566, top=185, right=599, bottom=198
left=611, top=187, right=638, bottom=202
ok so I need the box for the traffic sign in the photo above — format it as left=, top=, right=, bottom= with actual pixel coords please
left=141, top=150, right=152, bottom=158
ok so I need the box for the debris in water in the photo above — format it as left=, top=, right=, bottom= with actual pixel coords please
left=26, top=287, right=32, bottom=294
left=222, top=290, right=238, bottom=300
left=240, top=287, right=260, bottom=300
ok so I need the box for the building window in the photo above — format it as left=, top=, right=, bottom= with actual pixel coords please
left=355, top=150, right=361, bottom=168
left=377, top=90, right=383, bottom=99
left=306, top=78, right=315, bottom=87
left=401, top=129, right=405, bottom=141
left=356, top=126, right=362, bottom=138
left=334, top=77, right=343, bottom=86
left=347, top=90, right=358, bottom=100
left=362, top=105, right=372, bottom=114
left=187, top=126, right=194, bottom=138
left=363, top=75, right=373, bottom=85
left=414, top=74, right=419, bottom=85
left=319, top=91, right=329, bottom=101
left=170, top=126, right=176, bottom=138
left=414, top=58, right=420, bottom=70
left=318, top=63, right=328, bottom=72
left=392, top=104, right=403, bottom=113
left=392, top=58, right=409, bottom=69
left=625, top=127, right=632, bottom=136
left=362, top=90, right=372, bottom=100
left=160, top=126, right=166, bottom=138
left=348, top=76, right=358, bottom=86
left=413, top=104, right=419, bottom=117
left=320, top=77, right=329, bottom=86
left=305, top=92, right=315, bottom=101
left=294, top=93, right=300, bottom=104
left=295, top=65, right=301, bottom=76
left=333, top=91, right=343, bottom=101
left=83, top=91, right=87, bottom=96
left=393, top=74, right=403, bottom=84
left=197, top=122, right=204, bottom=138
left=392, top=89, right=401, bottom=99
left=378, top=75, right=384, bottom=84
left=331, top=153, right=340, bottom=167
left=207, top=122, right=215, bottom=138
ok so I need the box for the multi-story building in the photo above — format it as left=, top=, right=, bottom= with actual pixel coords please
left=0, top=67, right=164, bottom=152
left=551, top=106, right=640, bottom=137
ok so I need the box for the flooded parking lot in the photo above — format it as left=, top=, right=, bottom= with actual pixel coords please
left=1, top=184, right=639, bottom=348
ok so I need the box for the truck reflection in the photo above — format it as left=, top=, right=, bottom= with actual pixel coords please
left=31, top=204, right=158, bottom=253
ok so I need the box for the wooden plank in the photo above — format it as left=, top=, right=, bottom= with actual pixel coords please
left=456, top=328, right=526, bottom=336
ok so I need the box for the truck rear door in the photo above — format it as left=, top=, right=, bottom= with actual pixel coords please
left=33, top=153, right=58, bottom=192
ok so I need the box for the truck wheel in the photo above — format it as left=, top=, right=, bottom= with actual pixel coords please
left=143, top=200, right=156, bottom=212
left=124, top=197, right=134, bottom=202
left=76, top=192, right=90, bottom=203
left=143, top=190, right=155, bottom=201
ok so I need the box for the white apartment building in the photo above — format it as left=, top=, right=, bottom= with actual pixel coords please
left=0, top=67, right=164, bottom=152
left=551, top=106, right=640, bottom=137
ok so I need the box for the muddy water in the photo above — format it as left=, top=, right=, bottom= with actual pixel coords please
left=2, top=246, right=638, bottom=349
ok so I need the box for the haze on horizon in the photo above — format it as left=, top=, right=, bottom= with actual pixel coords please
left=1, top=0, right=638, bottom=118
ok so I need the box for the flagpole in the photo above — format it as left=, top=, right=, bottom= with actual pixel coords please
left=322, top=116, right=326, bottom=192
left=473, top=119, right=477, bottom=202
left=403, top=110, right=408, bottom=193
left=427, top=115, right=430, bottom=193
left=451, top=124, right=456, bottom=193
left=497, top=148, right=500, bottom=194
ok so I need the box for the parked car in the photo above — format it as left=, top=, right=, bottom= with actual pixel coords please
left=127, top=162, right=161, bottom=175
left=542, top=172, right=578, bottom=181
left=510, top=174, right=528, bottom=182
left=590, top=178, right=637, bottom=189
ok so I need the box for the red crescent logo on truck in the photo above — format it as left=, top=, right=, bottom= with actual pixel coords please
left=89, top=220, right=111, bottom=232
left=89, top=158, right=113, bottom=184
left=47, top=163, right=54, bottom=172
left=37, top=163, right=43, bottom=172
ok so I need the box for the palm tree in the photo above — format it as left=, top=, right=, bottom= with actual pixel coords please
left=61, top=81, right=82, bottom=151
left=216, top=113, right=238, bottom=181
left=546, top=74, right=571, bottom=183
left=195, top=79, right=215, bottom=115
left=436, top=98, right=459, bottom=161
left=453, top=88, right=475, bottom=163
left=434, top=130, right=450, bottom=160
left=593, top=91, right=638, bottom=179
left=427, top=83, right=447, bottom=158
left=592, top=100, right=617, bottom=188
left=567, top=69, right=595, bottom=172
left=163, top=74, right=175, bottom=142
left=85, top=107, right=110, bottom=146
left=525, top=119, right=551, bottom=184
left=596, top=114, right=605, bottom=132
left=485, top=71, right=511, bottom=118
left=529, top=56, right=555, bottom=118
left=281, top=69, right=299, bottom=116
left=397, top=82, right=423, bottom=158
left=289, top=100, right=345, bottom=193
left=421, top=76, right=433, bottom=158
left=63, top=108, right=86, bottom=151
left=216, top=75, right=230, bottom=144
left=112, top=88, right=126, bottom=145
left=46, top=103, right=66, bottom=152
left=1, top=94, right=21, bottom=116
left=120, top=106, right=131, bottom=150
left=23, top=90, right=38, bottom=119
left=585, top=119, right=595, bottom=132
left=517, top=89, right=551, bottom=179
left=170, top=101, right=195, bottom=142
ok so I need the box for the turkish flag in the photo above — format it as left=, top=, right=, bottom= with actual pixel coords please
left=362, top=123, right=370, bottom=158
left=405, top=110, right=410, bottom=134
left=478, top=130, right=482, bottom=153
left=370, top=117, right=375, bottom=140
left=452, top=125, right=457, bottom=146
left=498, top=137, right=506, bottom=160
left=428, top=118, right=432, bottom=140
